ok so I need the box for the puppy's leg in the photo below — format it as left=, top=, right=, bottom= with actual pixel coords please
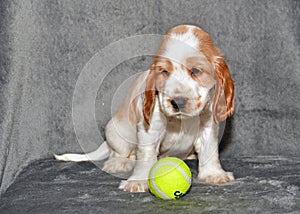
left=195, top=118, right=234, bottom=184
left=102, top=152, right=136, bottom=174
left=119, top=104, right=167, bottom=192
left=118, top=142, right=157, bottom=192
left=102, top=119, right=137, bottom=174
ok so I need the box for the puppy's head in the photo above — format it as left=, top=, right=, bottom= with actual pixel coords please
left=143, top=25, right=234, bottom=124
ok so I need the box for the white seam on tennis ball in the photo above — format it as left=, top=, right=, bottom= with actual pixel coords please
left=150, top=163, right=172, bottom=199
left=149, top=161, right=191, bottom=199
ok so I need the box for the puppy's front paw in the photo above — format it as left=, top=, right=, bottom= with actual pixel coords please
left=198, top=170, right=234, bottom=184
left=102, top=157, right=135, bottom=173
left=119, top=180, right=149, bottom=192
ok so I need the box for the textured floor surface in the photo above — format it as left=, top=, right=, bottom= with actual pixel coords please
left=0, top=156, right=299, bottom=214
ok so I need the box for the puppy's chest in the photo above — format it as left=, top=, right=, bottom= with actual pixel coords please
left=159, top=117, right=200, bottom=158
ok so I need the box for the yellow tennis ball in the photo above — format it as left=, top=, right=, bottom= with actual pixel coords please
left=148, top=157, right=192, bottom=200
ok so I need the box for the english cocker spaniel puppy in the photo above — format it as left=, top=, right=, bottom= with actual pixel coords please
left=55, top=25, right=235, bottom=192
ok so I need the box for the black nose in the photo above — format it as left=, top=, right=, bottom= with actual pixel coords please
left=170, top=97, right=187, bottom=111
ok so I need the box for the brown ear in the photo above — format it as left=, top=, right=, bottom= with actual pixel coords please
left=143, top=71, right=156, bottom=125
left=213, top=55, right=234, bottom=122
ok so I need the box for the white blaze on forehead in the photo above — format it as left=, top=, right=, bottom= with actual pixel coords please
left=170, top=28, right=199, bottom=50
left=161, top=28, right=211, bottom=72
left=162, top=28, right=199, bottom=65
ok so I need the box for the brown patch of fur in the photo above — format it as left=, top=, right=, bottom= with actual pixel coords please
left=213, top=56, right=234, bottom=122
left=191, top=26, right=234, bottom=122
left=186, top=56, right=216, bottom=88
left=197, top=102, right=202, bottom=110
left=149, top=56, right=174, bottom=93
left=197, top=96, right=202, bottom=109
left=142, top=54, right=174, bottom=125
left=192, top=27, right=217, bottom=64
left=143, top=71, right=156, bottom=125
left=166, top=25, right=189, bottom=36
left=151, top=56, right=174, bottom=75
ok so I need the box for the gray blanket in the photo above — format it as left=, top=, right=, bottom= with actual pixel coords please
left=1, top=157, right=299, bottom=213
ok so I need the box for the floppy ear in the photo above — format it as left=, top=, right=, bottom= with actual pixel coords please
left=213, top=55, right=234, bottom=122
left=143, top=70, right=156, bottom=125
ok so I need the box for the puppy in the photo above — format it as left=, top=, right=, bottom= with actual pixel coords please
left=55, top=25, right=235, bottom=192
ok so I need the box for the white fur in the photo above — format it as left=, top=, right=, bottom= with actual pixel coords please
left=164, top=28, right=199, bottom=63
left=55, top=25, right=234, bottom=192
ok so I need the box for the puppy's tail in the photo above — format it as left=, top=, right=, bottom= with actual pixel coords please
left=54, top=141, right=110, bottom=162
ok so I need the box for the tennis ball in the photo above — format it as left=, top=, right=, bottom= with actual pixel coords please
left=148, top=157, right=192, bottom=200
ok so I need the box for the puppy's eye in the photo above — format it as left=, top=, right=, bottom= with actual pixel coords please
left=162, top=70, right=169, bottom=76
left=191, top=68, right=202, bottom=75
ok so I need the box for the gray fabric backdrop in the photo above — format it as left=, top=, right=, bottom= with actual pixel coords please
left=0, top=0, right=299, bottom=195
